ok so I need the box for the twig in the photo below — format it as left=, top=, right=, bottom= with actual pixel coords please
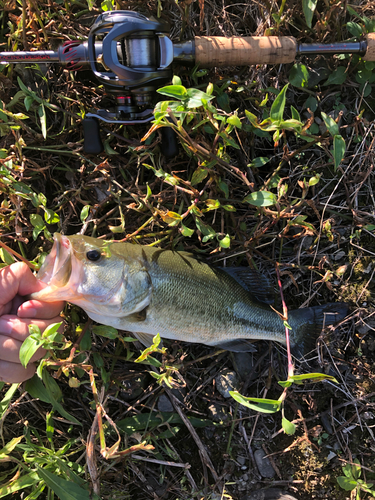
left=166, top=389, right=223, bottom=489
left=0, top=239, right=38, bottom=271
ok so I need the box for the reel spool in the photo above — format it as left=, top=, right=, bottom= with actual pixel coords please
left=83, top=11, right=177, bottom=155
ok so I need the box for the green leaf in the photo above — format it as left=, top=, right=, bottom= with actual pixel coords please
left=36, top=466, right=91, bottom=500
left=278, top=118, right=303, bottom=132
left=230, top=391, right=281, bottom=413
left=195, top=218, right=216, bottom=237
left=243, top=191, right=277, bottom=207
left=218, top=180, right=229, bottom=198
left=172, top=75, right=182, bottom=86
left=30, top=213, right=45, bottom=229
left=303, top=0, right=317, bottom=27
left=46, top=411, right=55, bottom=443
left=227, top=114, right=242, bottom=129
left=0, top=471, right=40, bottom=496
left=206, top=82, right=214, bottom=95
left=42, top=322, right=63, bottom=339
left=180, top=223, right=194, bottom=237
left=337, top=476, right=357, bottom=491
left=80, top=204, right=90, bottom=222
left=321, top=112, right=339, bottom=136
left=24, top=95, right=34, bottom=111
left=309, top=174, right=321, bottom=186
left=289, top=64, right=309, bottom=87
left=191, top=167, right=208, bottom=186
left=92, top=324, right=119, bottom=339
left=218, top=234, right=231, bottom=248
left=217, top=92, right=231, bottom=112
left=270, top=84, right=288, bottom=121
left=347, top=21, right=363, bottom=38
left=135, top=334, right=166, bottom=363
left=157, top=85, right=187, bottom=98
left=282, top=417, right=296, bottom=435
left=288, top=215, right=315, bottom=231
left=44, top=208, right=60, bottom=224
left=19, top=329, right=44, bottom=368
left=0, top=384, right=19, bottom=419
left=247, top=157, right=270, bottom=169
left=0, top=435, right=23, bottom=459
left=222, top=204, right=236, bottom=212
left=333, top=135, right=346, bottom=170
left=25, top=374, right=81, bottom=425
left=291, top=106, right=301, bottom=122
left=245, top=109, right=259, bottom=126
left=278, top=380, right=293, bottom=388
left=0, top=248, right=15, bottom=265
left=342, top=462, right=355, bottom=479
left=351, top=459, right=362, bottom=481
left=323, top=66, right=347, bottom=86
left=38, top=103, right=47, bottom=139
left=205, top=199, right=220, bottom=210
left=186, top=88, right=214, bottom=108
left=304, top=95, right=318, bottom=112
left=117, top=412, right=212, bottom=435
left=280, top=373, right=339, bottom=385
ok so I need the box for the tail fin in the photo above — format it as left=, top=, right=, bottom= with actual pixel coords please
left=288, top=302, right=348, bottom=357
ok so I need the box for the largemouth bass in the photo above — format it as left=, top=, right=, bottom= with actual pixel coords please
left=30, top=233, right=348, bottom=355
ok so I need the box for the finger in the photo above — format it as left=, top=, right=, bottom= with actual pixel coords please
left=0, top=262, right=39, bottom=301
left=0, top=262, right=64, bottom=317
left=0, top=360, right=36, bottom=384
left=0, top=261, right=64, bottom=303
left=17, top=300, right=65, bottom=319
left=0, top=334, right=46, bottom=364
left=0, top=315, right=64, bottom=342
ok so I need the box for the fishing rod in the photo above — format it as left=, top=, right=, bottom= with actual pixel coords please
left=0, top=10, right=374, bottom=155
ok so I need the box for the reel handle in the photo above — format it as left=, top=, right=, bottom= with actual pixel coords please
left=160, top=124, right=179, bottom=158
left=82, top=117, right=104, bottom=154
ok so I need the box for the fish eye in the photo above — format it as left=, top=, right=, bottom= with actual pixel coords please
left=86, top=249, right=102, bottom=262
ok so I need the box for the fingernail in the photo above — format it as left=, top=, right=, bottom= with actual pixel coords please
left=0, top=318, right=15, bottom=336
left=18, top=307, right=37, bottom=318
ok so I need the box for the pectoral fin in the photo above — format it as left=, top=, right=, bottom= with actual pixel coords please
left=125, top=307, right=148, bottom=322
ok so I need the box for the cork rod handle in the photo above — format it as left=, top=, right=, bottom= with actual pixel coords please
left=364, top=33, right=375, bottom=61
left=194, top=36, right=298, bottom=67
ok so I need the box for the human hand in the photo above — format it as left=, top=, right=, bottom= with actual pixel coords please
left=0, top=262, right=65, bottom=384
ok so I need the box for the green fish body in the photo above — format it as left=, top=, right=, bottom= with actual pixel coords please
left=31, top=233, right=348, bottom=355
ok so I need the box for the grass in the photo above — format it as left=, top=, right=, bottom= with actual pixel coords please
left=1, top=0, right=375, bottom=498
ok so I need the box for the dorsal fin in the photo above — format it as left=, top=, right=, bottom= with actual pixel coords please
left=219, top=267, right=275, bottom=304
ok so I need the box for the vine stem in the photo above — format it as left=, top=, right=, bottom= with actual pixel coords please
left=275, top=264, right=294, bottom=379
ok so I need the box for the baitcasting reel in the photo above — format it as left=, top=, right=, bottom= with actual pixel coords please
left=1, top=10, right=375, bottom=156
left=83, top=11, right=176, bottom=154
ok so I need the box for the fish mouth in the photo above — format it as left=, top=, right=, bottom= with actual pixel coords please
left=30, top=233, right=74, bottom=301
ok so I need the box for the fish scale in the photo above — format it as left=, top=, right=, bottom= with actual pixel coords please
left=30, top=233, right=349, bottom=356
